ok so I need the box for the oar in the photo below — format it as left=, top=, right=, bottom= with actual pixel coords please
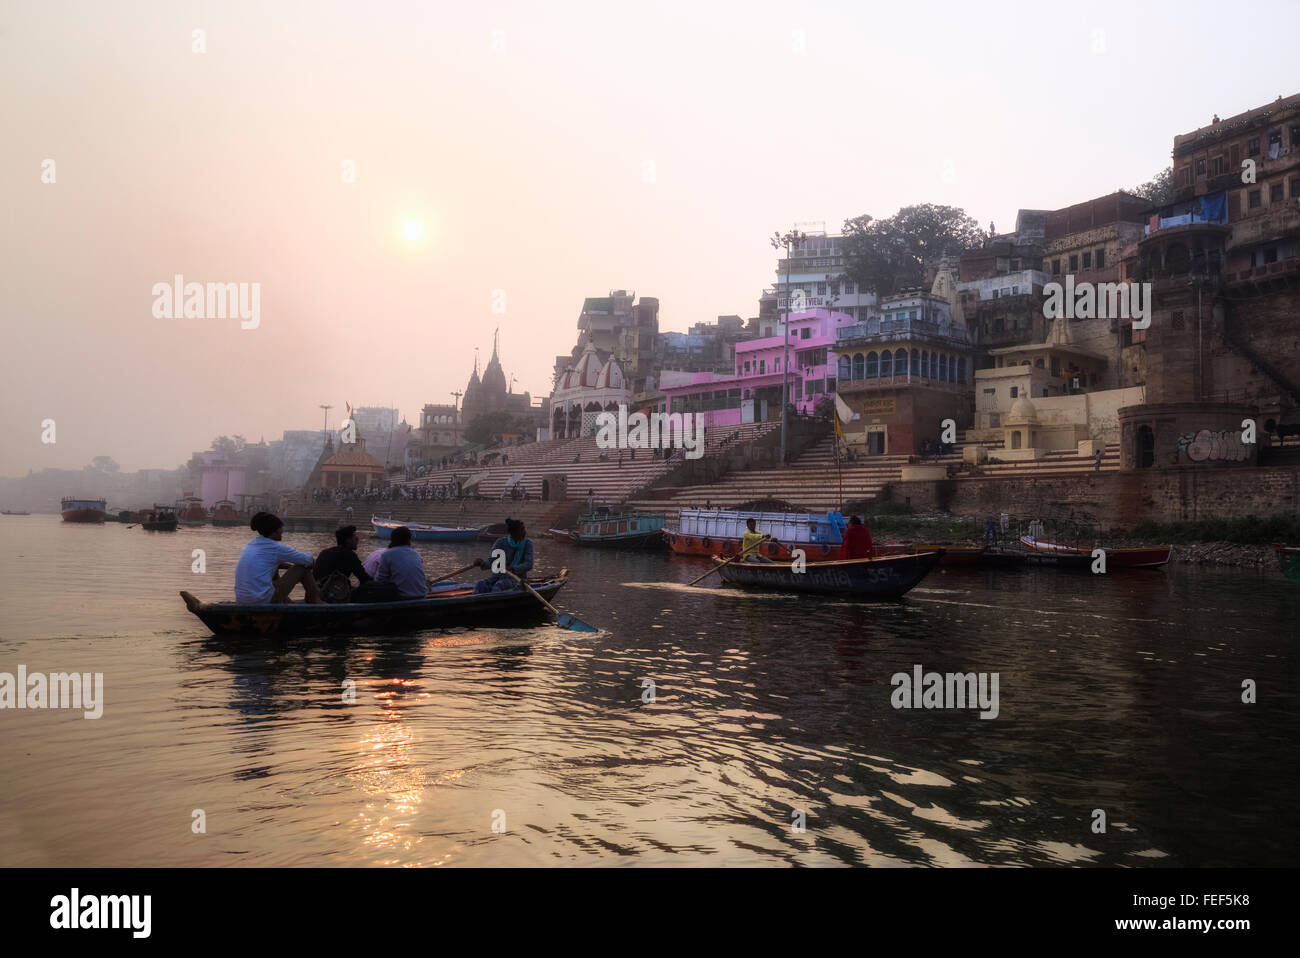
left=684, top=536, right=770, bottom=587
left=426, top=563, right=478, bottom=587
left=503, top=569, right=597, bottom=632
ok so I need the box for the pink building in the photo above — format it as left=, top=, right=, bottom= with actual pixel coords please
left=661, top=309, right=856, bottom=428
left=199, top=453, right=246, bottom=507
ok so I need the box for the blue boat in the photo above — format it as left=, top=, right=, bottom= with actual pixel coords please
left=371, top=516, right=482, bottom=542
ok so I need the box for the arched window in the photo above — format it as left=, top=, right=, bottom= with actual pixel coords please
left=853, top=353, right=865, bottom=379
left=920, top=351, right=929, bottom=378
left=895, top=349, right=908, bottom=380
left=1011, top=431, right=1023, bottom=450
left=1136, top=425, right=1155, bottom=468
left=930, top=352, right=939, bottom=380
left=1034, top=358, right=1044, bottom=369
left=939, top=354, right=948, bottom=381
left=838, top=355, right=851, bottom=380
left=911, top=349, right=919, bottom=376
left=880, top=350, right=893, bottom=378
left=866, top=352, right=879, bottom=378
left=957, top=358, right=966, bottom=383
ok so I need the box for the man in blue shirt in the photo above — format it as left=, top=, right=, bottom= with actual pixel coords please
left=374, top=526, right=428, bottom=600
left=234, top=512, right=323, bottom=604
left=473, top=518, right=534, bottom=593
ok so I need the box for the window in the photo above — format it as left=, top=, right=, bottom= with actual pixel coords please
left=1270, top=183, right=1283, bottom=203
left=1248, top=137, right=1260, bottom=157
left=880, top=351, right=893, bottom=377
left=1196, top=158, right=1206, bottom=177
left=1231, top=144, right=1241, bottom=167
left=817, top=283, right=827, bottom=295
left=989, top=413, right=1000, bottom=428
left=744, top=362, right=751, bottom=373
left=983, top=387, right=996, bottom=395
left=1212, top=156, right=1225, bottom=176
left=1011, top=258, right=1020, bottom=270
left=759, top=360, right=766, bottom=374
left=865, top=352, right=879, bottom=377
left=1009, top=386, right=1019, bottom=398
left=1095, top=249, right=1105, bottom=270
left=1082, top=251, right=1092, bottom=269
left=929, top=353, right=938, bottom=379
left=1269, top=129, right=1282, bottom=156
left=845, top=282, right=856, bottom=294
left=1249, top=189, right=1262, bottom=209
left=1052, top=259, right=1061, bottom=274
left=909, top=310, right=918, bottom=320
left=1292, top=178, right=1300, bottom=199
left=800, top=327, right=811, bottom=339
left=1069, top=254, right=1079, bottom=271
left=911, top=350, right=920, bottom=376
left=852, top=353, right=865, bottom=378
left=895, top=349, right=907, bottom=377
left=1264, top=247, right=1278, bottom=265
left=1292, top=125, right=1300, bottom=148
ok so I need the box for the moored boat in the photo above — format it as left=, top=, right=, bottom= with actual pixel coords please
left=176, top=496, right=207, bottom=527
left=713, top=551, right=942, bottom=599
left=569, top=508, right=666, bottom=549
left=478, top=522, right=509, bottom=542
left=140, top=505, right=179, bottom=531
left=61, top=497, right=107, bottom=523
left=1018, top=535, right=1171, bottom=569
left=210, top=500, right=242, bottom=526
left=548, top=527, right=576, bottom=543
left=1272, top=543, right=1300, bottom=582
left=1, top=508, right=31, bottom=516
left=371, top=516, right=481, bottom=541
left=665, top=508, right=846, bottom=561
left=179, top=573, right=570, bottom=636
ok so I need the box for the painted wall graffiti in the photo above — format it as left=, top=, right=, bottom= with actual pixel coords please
left=1176, top=428, right=1249, bottom=463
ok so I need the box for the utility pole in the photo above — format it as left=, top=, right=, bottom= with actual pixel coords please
left=319, top=404, right=332, bottom=435
left=771, top=228, right=807, bottom=467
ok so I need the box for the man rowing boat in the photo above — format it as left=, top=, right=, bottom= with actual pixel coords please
left=739, top=517, right=778, bottom=562
left=473, top=517, right=534, bottom=593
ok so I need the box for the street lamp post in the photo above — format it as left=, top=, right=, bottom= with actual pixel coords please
left=771, top=228, right=807, bottom=467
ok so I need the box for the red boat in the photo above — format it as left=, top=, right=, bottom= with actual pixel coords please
left=210, top=500, right=242, bottom=526
left=874, top=542, right=988, bottom=565
left=1019, top=536, right=1171, bottom=569
left=61, top=497, right=107, bottom=523
left=176, top=496, right=207, bottom=527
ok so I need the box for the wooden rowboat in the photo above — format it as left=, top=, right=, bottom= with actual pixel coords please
left=371, top=516, right=481, bottom=542
left=548, top=528, right=576, bottom=543
left=180, top=574, right=570, bottom=636
left=1018, top=535, right=1171, bottom=569
left=713, top=551, right=942, bottom=599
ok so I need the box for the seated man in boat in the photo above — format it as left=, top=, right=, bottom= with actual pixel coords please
left=313, top=525, right=374, bottom=601
left=740, top=518, right=777, bottom=562
left=371, top=526, right=427, bottom=601
left=235, top=511, right=324, bottom=604
left=473, top=518, right=534, bottom=593
left=839, top=515, right=874, bottom=560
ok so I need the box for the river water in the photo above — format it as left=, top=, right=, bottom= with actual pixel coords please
left=0, top=515, right=1295, bottom=867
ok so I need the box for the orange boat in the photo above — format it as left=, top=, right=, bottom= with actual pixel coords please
left=210, top=500, right=242, bottom=526
left=176, top=496, right=207, bottom=527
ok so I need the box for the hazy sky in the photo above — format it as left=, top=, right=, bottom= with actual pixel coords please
left=3, top=0, right=1297, bottom=473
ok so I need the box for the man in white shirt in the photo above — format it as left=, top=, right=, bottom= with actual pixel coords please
left=234, top=512, right=323, bottom=604
left=374, top=526, right=427, bottom=599
left=362, top=543, right=387, bottom=578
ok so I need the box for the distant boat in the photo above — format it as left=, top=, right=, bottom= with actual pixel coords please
left=569, top=508, right=667, bottom=549
left=371, top=516, right=481, bottom=542
left=61, top=497, right=107, bottom=523
left=1272, top=543, right=1300, bottom=582
left=548, top=527, right=576, bottom=543
left=210, top=500, right=242, bottom=526
left=1, top=509, right=31, bottom=516
left=1018, top=535, right=1171, bottom=569
left=478, top=522, right=509, bottom=542
left=140, top=505, right=179, bottom=531
left=176, top=496, right=207, bottom=527
left=665, top=508, right=845, bottom=560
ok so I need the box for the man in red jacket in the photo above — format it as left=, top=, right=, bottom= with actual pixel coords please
left=839, top=515, right=874, bottom=559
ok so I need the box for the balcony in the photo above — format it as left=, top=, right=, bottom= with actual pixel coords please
left=837, top=373, right=968, bottom=395
left=836, top=317, right=970, bottom=347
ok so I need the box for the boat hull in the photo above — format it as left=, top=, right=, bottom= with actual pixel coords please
left=714, top=552, right=941, bottom=599
left=664, top=529, right=841, bottom=561
left=61, top=509, right=107, bottom=523
left=142, top=519, right=179, bottom=531
left=181, top=576, right=569, bottom=637
left=570, top=530, right=665, bottom=549
left=371, top=518, right=481, bottom=542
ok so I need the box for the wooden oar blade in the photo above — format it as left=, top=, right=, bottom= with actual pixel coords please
left=556, top=612, right=598, bottom=633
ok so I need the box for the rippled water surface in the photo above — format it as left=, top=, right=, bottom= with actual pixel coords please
left=1, top=515, right=1295, bottom=866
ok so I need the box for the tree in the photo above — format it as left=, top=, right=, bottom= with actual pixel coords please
left=1129, top=167, right=1174, bottom=207
left=85, top=455, right=120, bottom=473
left=464, top=411, right=532, bottom=446
left=840, top=204, right=986, bottom=297
left=210, top=435, right=246, bottom=460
